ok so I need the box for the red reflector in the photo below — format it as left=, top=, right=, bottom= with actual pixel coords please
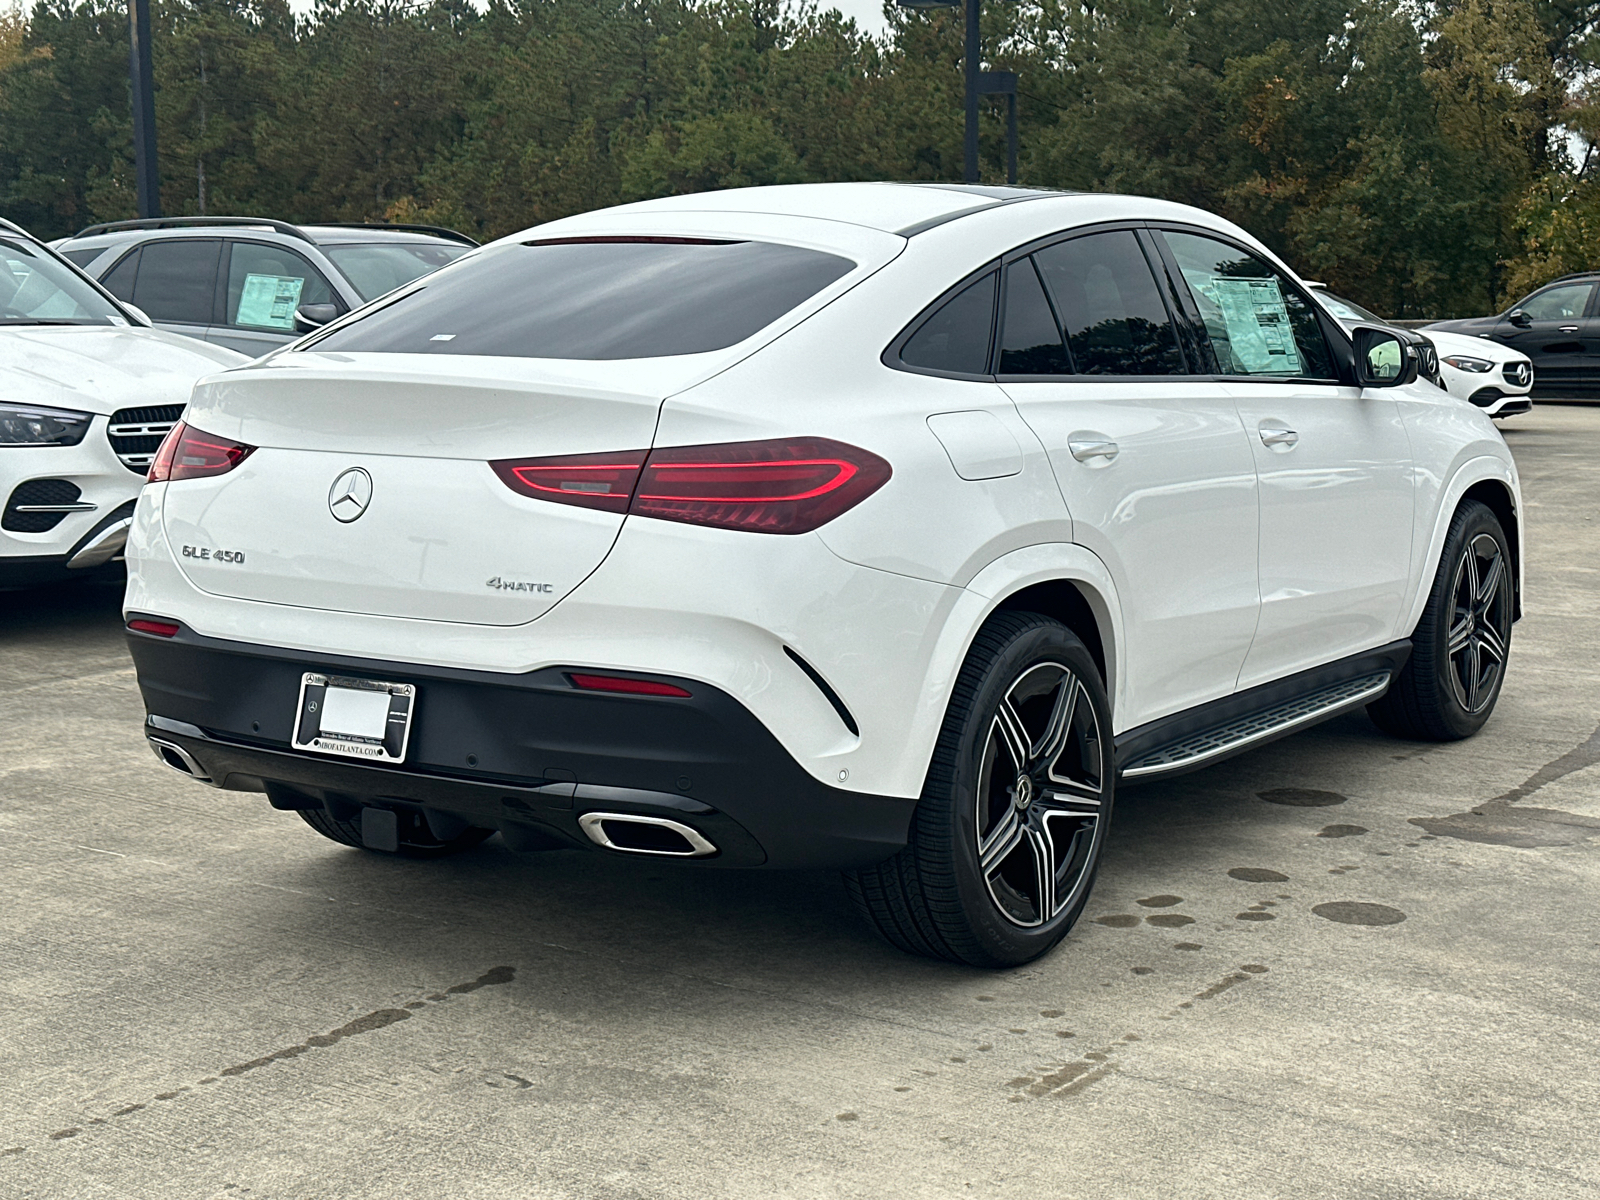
left=490, top=451, right=644, bottom=512
left=491, top=437, right=891, bottom=534
left=127, top=618, right=180, bottom=637
left=148, top=420, right=256, bottom=483
left=569, top=673, right=692, bottom=698
left=633, top=437, right=891, bottom=534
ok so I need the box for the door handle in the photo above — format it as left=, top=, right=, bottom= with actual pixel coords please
left=1068, top=439, right=1119, bottom=463
left=1259, top=427, right=1299, bottom=447
left=1559, top=324, right=1580, bottom=333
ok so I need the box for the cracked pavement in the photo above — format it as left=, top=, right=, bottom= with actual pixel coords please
left=3, top=405, right=1598, bottom=1198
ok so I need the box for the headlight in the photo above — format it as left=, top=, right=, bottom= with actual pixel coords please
left=0, top=403, right=93, bottom=446
left=1441, top=355, right=1495, bottom=373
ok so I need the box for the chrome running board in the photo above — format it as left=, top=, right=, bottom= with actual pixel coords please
left=1121, top=671, right=1392, bottom=779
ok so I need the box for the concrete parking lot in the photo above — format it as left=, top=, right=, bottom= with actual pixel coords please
left=3, top=406, right=1598, bottom=1200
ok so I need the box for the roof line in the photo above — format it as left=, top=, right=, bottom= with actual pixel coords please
left=894, top=191, right=1067, bottom=238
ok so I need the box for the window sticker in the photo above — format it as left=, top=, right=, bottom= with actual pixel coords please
left=1197, top=276, right=1303, bottom=374
left=237, top=273, right=305, bottom=330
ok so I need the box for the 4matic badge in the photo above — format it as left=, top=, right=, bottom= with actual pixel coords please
left=486, top=576, right=554, bottom=594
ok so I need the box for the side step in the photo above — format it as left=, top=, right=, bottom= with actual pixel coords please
left=1121, top=671, right=1392, bottom=780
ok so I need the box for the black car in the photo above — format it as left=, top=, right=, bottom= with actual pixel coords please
left=1426, top=273, right=1600, bottom=394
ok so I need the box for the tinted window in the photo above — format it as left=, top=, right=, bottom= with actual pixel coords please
left=59, top=247, right=103, bottom=269
left=100, top=248, right=139, bottom=300
left=998, top=258, right=1070, bottom=375
left=315, top=239, right=855, bottom=359
left=1033, top=232, right=1184, bottom=375
left=322, top=241, right=470, bottom=301
left=132, top=239, right=221, bottom=325
left=1162, top=231, right=1334, bottom=379
left=0, top=236, right=124, bottom=325
left=1519, top=283, right=1593, bottom=321
left=900, top=272, right=997, bottom=374
left=226, top=241, right=337, bottom=331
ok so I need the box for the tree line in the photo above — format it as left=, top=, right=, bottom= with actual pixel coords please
left=3, top=0, right=1599, bottom=317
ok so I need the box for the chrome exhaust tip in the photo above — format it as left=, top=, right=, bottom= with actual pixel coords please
left=578, top=812, right=717, bottom=858
left=148, top=736, right=213, bottom=784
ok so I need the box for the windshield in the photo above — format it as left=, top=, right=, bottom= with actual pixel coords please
left=1315, top=288, right=1383, bottom=323
left=311, top=238, right=856, bottom=359
left=0, top=236, right=125, bottom=325
left=322, top=241, right=471, bottom=302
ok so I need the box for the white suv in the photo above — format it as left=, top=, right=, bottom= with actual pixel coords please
left=125, top=184, right=1522, bottom=967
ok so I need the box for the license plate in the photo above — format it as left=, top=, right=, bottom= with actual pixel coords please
left=291, top=673, right=415, bottom=763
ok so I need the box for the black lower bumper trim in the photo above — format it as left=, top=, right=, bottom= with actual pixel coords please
left=129, top=630, right=916, bottom=869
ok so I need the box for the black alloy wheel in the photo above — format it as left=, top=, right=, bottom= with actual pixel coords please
left=1369, top=499, right=1513, bottom=740
left=845, top=612, right=1113, bottom=967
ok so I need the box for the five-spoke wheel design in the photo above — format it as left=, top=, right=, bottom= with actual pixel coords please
left=976, top=663, right=1107, bottom=927
left=1446, top=532, right=1511, bottom=715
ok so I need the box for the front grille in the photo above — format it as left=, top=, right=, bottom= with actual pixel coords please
left=107, top=404, right=184, bottom=474
left=1502, top=361, right=1533, bottom=389
left=3, top=479, right=82, bottom=533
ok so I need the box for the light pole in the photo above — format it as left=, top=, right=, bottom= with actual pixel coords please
left=128, top=0, right=161, bottom=218
left=897, top=0, right=1018, bottom=184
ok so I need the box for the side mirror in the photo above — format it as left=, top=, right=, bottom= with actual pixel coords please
left=1353, top=326, right=1418, bottom=388
left=1508, top=309, right=1532, bottom=328
left=293, top=303, right=340, bottom=333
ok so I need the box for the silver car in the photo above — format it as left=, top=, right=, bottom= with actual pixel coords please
left=55, top=217, right=476, bottom=357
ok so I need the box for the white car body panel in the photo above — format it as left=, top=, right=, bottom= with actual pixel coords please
left=2, top=325, right=245, bottom=572
left=124, top=184, right=1524, bottom=808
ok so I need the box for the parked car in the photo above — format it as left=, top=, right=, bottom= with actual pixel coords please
left=1309, top=283, right=1532, bottom=417
left=125, top=184, right=1521, bottom=967
left=55, top=217, right=475, bottom=357
left=1423, top=274, right=1599, bottom=396
left=0, top=218, right=246, bottom=589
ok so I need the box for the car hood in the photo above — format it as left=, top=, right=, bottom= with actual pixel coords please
left=1422, top=326, right=1526, bottom=363
left=1, top=325, right=246, bottom=416
left=1422, top=316, right=1499, bottom=338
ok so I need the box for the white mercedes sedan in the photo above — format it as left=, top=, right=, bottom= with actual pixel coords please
left=122, top=184, right=1520, bottom=967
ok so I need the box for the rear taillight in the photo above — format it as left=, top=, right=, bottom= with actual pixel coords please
left=490, top=451, right=643, bottom=512
left=490, top=437, right=890, bottom=535
left=127, top=618, right=180, bottom=637
left=148, top=420, right=256, bottom=483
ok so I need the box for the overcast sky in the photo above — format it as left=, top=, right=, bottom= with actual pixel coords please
left=284, top=0, right=894, bottom=40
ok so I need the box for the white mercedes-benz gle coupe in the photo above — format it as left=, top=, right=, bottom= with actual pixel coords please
left=125, top=184, right=1521, bottom=966
left=1, top=219, right=245, bottom=589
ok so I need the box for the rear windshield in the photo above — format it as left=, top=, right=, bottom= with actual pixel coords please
left=322, top=241, right=469, bottom=301
left=310, top=238, right=856, bottom=359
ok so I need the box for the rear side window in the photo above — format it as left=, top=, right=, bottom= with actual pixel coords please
left=998, top=258, right=1070, bottom=375
left=101, top=248, right=140, bottom=300
left=59, top=248, right=102, bottom=269
left=130, top=239, right=221, bottom=325
left=313, top=238, right=855, bottom=359
left=900, top=271, right=998, bottom=374
left=1033, top=232, right=1184, bottom=375
left=1161, top=230, right=1335, bottom=379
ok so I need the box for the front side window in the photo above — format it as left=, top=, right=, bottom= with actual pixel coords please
left=1162, top=231, right=1334, bottom=379
left=314, top=238, right=856, bottom=359
left=900, top=271, right=998, bottom=374
left=1032, top=232, right=1184, bottom=375
left=227, top=242, right=338, bottom=331
left=1518, top=283, right=1593, bottom=322
left=0, top=236, right=125, bottom=325
left=322, top=241, right=470, bottom=302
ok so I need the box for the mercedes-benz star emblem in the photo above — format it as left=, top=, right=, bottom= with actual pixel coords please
left=328, top=467, right=373, bottom=523
left=1513, top=362, right=1532, bottom=387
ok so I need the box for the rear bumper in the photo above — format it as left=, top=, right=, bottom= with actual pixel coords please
left=127, top=626, right=917, bottom=869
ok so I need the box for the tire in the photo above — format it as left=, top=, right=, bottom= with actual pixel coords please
left=298, top=805, right=493, bottom=858
left=1368, top=499, right=1513, bottom=741
left=844, top=612, right=1114, bottom=967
